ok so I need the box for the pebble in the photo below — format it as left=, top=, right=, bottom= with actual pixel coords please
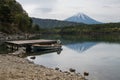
left=55, top=67, right=59, bottom=70
left=30, top=56, right=36, bottom=59
left=84, top=72, right=89, bottom=76
left=69, top=68, right=76, bottom=72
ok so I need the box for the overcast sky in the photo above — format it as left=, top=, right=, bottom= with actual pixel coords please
left=16, top=0, right=120, bottom=23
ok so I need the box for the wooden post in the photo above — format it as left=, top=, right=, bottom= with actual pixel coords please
left=26, top=45, right=32, bottom=53
left=11, top=45, right=13, bottom=51
left=16, top=45, right=18, bottom=50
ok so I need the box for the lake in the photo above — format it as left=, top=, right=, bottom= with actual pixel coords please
left=1, top=34, right=120, bottom=80
left=27, top=34, right=120, bottom=80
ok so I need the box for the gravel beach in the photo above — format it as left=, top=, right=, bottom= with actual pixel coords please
left=0, top=54, right=85, bottom=80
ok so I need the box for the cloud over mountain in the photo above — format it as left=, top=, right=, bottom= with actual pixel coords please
left=16, top=0, right=120, bottom=23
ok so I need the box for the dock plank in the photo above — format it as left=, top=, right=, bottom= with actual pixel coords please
left=6, top=39, right=57, bottom=45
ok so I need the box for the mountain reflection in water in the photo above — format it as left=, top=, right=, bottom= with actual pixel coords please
left=66, top=42, right=98, bottom=53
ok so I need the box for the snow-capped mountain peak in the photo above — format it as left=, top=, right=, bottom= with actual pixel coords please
left=76, top=13, right=85, bottom=20
left=65, top=13, right=102, bottom=24
left=75, top=12, right=86, bottom=17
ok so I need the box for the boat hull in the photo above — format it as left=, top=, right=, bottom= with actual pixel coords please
left=32, top=44, right=62, bottom=52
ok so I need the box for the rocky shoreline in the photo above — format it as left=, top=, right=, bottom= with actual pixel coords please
left=0, top=54, right=85, bottom=80
left=0, top=32, right=87, bottom=80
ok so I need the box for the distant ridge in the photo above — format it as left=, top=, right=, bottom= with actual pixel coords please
left=65, top=13, right=102, bottom=24
left=32, top=17, right=83, bottom=28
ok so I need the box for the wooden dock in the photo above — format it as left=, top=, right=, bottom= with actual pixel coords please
left=5, top=39, right=60, bottom=52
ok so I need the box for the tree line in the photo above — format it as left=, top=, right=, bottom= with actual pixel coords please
left=40, top=23, right=120, bottom=35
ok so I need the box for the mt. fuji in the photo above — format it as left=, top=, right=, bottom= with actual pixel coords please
left=65, top=13, right=102, bottom=24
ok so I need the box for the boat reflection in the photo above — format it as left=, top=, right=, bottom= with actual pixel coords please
left=21, top=48, right=63, bottom=58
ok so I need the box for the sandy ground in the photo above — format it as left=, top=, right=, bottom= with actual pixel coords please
left=0, top=54, right=85, bottom=80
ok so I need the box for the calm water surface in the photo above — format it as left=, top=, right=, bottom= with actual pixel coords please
left=27, top=41, right=120, bottom=80
left=1, top=34, right=120, bottom=80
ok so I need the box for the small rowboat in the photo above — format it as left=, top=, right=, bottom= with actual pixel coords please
left=33, top=44, right=62, bottom=49
left=32, top=40, right=62, bottom=52
left=32, top=44, right=62, bottom=51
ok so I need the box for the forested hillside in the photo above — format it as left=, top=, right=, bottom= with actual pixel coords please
left=32, top=18, right=83, bottom=28
left=41, top=23, right=120, bottom=34
left=0, top=0, right=38, bottom=33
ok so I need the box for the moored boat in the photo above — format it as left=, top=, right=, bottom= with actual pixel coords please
left=32, top=44, right=62, bottom=51
left=32, top=39, right=62, bottom=52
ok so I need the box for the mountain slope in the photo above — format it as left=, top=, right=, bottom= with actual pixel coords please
left=65, top=13, right=102, bottom=24
left=32, top=18, right=83, bottom=28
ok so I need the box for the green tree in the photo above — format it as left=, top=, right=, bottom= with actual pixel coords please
left=0, top=0, right=33, bottom=33
left=33, top=24, right=40, bottom=32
